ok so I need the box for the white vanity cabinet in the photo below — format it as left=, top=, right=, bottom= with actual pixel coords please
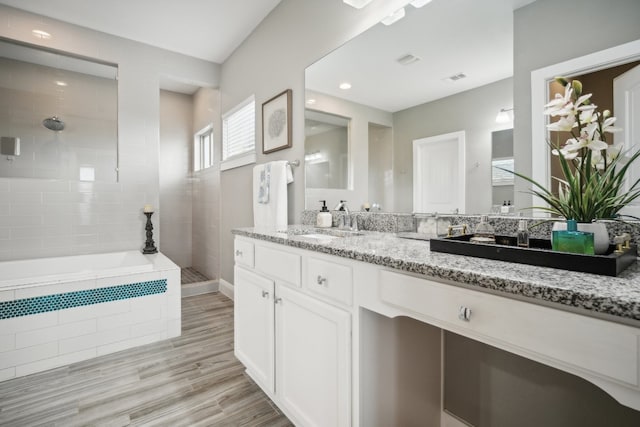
left=234, top=232, right=640, bottom=425
left=233, top=237, right=352, bottom=427
left=234, top=266, right=275, bottom=392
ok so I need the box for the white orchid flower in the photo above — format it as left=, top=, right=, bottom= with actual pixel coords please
left=574, top=93, right=593, bottom=110
left=547, top=115, right=576, bottom=132
left=607, top=142, right=624, bottom=160
left=590, top=150, right=607, bottom=170
left=602, top=116, right=622, bottom=133
left=544, top=85, right=574, bottom=116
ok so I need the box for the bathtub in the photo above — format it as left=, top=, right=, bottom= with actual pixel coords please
left=0, top=251, right=180, bottom=382
left=0, top=251, right=154, bottom=289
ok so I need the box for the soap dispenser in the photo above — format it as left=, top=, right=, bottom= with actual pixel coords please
left=317, top=200, right=332, bottom=228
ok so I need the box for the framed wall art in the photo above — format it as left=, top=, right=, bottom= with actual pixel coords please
left=262, top=89, right=292, bottom=154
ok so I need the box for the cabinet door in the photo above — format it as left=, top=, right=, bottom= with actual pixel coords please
left=275, top=284, right=351, bottom=427
left=234, top=266, right=275, bottom=393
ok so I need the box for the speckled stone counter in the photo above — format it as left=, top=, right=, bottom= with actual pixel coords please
left=232, top=225, right=640, bottom=325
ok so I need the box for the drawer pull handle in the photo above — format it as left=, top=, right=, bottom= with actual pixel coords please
left=235, top=249, right=243, bottom=256
left=261, top=290, right=269, bottom=298
left=275, top=297, right=283, bottom=304
left=458, top=306, right=472, bottom=321
left=317, top=275, right=327, bottom=286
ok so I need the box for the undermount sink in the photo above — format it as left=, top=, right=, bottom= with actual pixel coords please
left=293, top=228, right=364, bottom=240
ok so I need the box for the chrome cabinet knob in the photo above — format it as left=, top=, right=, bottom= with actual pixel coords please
left=261, top=290, right=269, bottom=298
left=274, top=297, right=283, bottom=304
left=317, top=275, right=327, bottom=286
left=458, top=306, right=472, bottom=321
left=235, top=249, right=243, bottom=256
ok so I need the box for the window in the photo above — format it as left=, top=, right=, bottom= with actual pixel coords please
left=194, top=124, right=214, bottom=172
left=221, top=95, right=256, bottom=171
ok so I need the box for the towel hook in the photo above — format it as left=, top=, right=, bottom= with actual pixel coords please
left=287, top=160, right=300, bottom=167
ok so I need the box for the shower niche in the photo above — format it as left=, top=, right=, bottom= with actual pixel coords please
left=0, top=38, right=118, bottom=182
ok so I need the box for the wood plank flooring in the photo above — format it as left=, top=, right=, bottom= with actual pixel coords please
left=0, top=293, right=293, bottom=426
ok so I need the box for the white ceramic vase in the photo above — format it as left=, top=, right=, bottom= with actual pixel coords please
left=552, top=221, right=610, bottom=255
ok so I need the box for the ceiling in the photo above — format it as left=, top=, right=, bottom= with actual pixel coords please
left=306, top=0, right=537, bottom=113
left=0, top=0, right=282, bottom=63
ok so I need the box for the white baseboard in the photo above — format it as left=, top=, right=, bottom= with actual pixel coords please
left=442, top=411, right=472, bottom=427
left=219, top=278, right=234, bottom=300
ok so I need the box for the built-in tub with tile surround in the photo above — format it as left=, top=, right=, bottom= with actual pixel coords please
left=0, top=251, right=181, bottom=382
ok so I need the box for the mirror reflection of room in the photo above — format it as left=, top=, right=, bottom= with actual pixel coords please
left=304, top=0, right=515, bottom=214
left=304, top=110, right=349, bottom=189
left=0, top=39, right=118, bottom=182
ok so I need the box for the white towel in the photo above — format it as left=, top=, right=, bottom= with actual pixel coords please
left=258, top=164, right=270, bottom=204
left=253, top=161, right=294, bottom=230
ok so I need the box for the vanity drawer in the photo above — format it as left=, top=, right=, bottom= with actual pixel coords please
left=306, top=256, right=353, bottom=306
left=234, top=239, right=255, bottom=268
left=379, top=269, right=639, bottom=387
left=255, top=244, right=301, bottom=287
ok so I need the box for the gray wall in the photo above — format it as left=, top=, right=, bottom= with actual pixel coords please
left=218, top=0, right=408, bottom=284
left=445, top=332, right=640, bottom=426
left=392, top=77, right=513, bottom=214
left=513, top=0, right=640, bottom=210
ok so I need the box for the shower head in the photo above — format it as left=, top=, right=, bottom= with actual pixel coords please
left=42, top=116, right=65, bottom=131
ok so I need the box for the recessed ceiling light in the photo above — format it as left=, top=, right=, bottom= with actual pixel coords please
left=381, top=7, right=405, bottom=26
left=32, top=29, right=51, bottom=39
left=306, top=99, right=316, bottom=105
left=339, top=82, right=352, bottom=90
left=343, top=0, right=373, bottom=9
left=410, top=0, right=433, bottom=8
left=55, top=80, right=67, bottom=87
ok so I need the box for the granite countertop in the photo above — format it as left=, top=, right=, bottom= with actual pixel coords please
left=232, top=225, right=640, bottom=325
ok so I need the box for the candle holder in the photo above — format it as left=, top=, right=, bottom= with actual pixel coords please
left=142, top=212, right=158, bottom=254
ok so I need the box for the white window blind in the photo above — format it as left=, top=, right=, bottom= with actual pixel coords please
left=222, top=96, right=255, bottom=161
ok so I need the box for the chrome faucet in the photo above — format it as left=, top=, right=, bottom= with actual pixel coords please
left=334, top=200, right=351, bottom=229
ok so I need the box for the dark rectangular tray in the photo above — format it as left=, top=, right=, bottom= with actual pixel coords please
left=429, top=234, right=637, bottom=277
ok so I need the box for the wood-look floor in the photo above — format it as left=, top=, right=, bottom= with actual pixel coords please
left=0, top=293, right=293, bottom=427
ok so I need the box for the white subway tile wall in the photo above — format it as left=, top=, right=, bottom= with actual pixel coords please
left=0, top=5, right=219, bottom=261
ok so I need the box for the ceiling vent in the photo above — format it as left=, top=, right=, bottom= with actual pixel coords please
left=444, top=72, right=467, bottom=82
left=397, top=53, right=421, bottom=66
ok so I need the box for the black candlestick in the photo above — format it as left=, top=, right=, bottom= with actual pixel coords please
left=143, top=212, right=158, bottom=254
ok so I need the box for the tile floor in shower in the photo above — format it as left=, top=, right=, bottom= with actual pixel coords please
left=181, top=267, right=210, bottom=285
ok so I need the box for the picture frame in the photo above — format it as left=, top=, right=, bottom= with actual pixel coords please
left=262, top=89, right=292, bottom=154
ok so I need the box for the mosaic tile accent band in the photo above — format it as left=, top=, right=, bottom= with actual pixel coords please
left=0, top=279, right=167, bottom=320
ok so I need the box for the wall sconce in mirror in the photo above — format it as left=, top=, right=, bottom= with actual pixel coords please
left=495, top=107, right=514, bottom=123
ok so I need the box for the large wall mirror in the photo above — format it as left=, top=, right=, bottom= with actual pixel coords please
left=304, top=0, right=529, bottom=213
left=0, top=38, right=118, bottom=182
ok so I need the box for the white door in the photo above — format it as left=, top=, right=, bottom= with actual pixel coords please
left=234, top=266, right=275, bottom=393
left=413, top=131, right=466, bottom=213
left=614, top=64, right=640, bottom=217
left=275, top=284, right=351, bottom=427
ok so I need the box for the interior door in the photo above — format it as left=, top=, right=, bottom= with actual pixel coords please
left=614, top=64, right=640, bottom=217
left=413, top=131, right=466, bottom=213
